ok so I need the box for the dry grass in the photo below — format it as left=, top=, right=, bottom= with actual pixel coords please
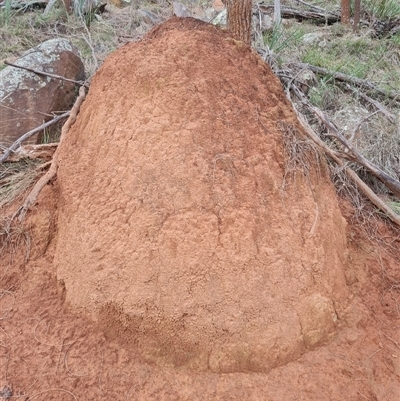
left=0, top=215, right=31, bottom=267
left=279, top=121, right=322, bottom=189
left=0, top=160, right=39, bottom=263
left=0, top=159, right=44, bottom=209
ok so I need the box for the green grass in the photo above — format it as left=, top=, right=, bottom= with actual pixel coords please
left=263, top=24, right=304, bottom=54
left=300, top=34, right=399, bottom=88
left=363, top=0, right=400, bottom=20
left=388, top=201, right=400, bottom=215
left=0, top=0, right=14, bottom=27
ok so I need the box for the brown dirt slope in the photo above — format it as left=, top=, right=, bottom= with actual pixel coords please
left=0, top=17, right=399, bottom=400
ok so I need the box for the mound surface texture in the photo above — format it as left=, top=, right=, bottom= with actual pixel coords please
left=55, top=18, right=350, bottom=372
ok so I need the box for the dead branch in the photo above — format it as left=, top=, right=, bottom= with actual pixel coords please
left=0, top=112, right=69, bottom=163
left=344, top=83, right=397, bottom=124
left=259, top=4, right=340, bottom=24
left=4, top=61, right=87, bottom=87
left=306, top=101, right=400, bottom=199
left=285, top=83, right=400, bottom=226
left=13, top=86, right=86, bottom=221
left=292, top=62, right=400, bottom=101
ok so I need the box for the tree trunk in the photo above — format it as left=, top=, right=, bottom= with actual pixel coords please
left=341, top=0, right=351, bottom=25
left=353, top=0, right=361, bottom=32
left=222, top=0, right=253, bottom=45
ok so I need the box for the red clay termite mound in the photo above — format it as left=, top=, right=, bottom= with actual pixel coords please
left=54, top=18, right=350, bottom=373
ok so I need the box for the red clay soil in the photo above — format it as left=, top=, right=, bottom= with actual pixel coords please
left=1, top=18, right=400, bottom=400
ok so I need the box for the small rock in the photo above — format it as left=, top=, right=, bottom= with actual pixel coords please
left=172, top=2, right=191, bottom=18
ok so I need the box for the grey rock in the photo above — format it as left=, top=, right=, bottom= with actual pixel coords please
left=0, top=38, right=84, bottom=147
left=172, top=2, right=191, bottom=18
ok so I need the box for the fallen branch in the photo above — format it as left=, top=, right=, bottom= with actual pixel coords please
left=285, top=83, right=400, bottom=226
left=344, top=83, right=396, bottom=124
left=281, top=76, right=400, bottom=223
left=259, top=4, right=340, bottom=24
left=278, top=66, right=400, bottom=198
left=306, top=100, right=400, bottom=199
left=4, top=61, right=87, bottom=87
left=0, top=112, right=69, bottom=163
left=13, top=86, right=86, bottom=221
left=292, top=62, right=400, bottom=101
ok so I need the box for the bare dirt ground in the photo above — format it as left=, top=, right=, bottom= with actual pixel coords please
left=1, top=18, right=400, bottom=401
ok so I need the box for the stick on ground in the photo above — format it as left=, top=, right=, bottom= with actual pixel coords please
left=0, top=113, right=69, bottom=163
left=4, top=60, right=87, bottom=86
left=285, top=82, right=400, bottom=227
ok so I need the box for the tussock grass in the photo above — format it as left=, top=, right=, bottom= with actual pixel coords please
left=0, top=159, right=43, bottom=209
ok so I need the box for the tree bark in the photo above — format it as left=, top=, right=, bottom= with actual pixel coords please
left=222, top=0, right=253, bottom=45
left=353, top=0, right=361, bottom=31
left=341, top=0, right=351, bottom=25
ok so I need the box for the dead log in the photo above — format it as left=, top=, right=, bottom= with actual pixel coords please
left=259, top=4, right=340, bottom=25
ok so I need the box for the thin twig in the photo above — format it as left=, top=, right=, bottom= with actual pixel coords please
left=55, top=338, right=66, bottom=374
left=64, top=341, right=88, bottom=377
left=345, top=83, right=397, bottom=124
left=6, top=144, right=58, bottom=163
left=309, top=100, right=400, bottom=199
left=27, top=388, right=77, bottom=401
left=4, top=60, right=87, bottom=86
left=368, top=348, right=383, bottom=359
left=0, top=113, right=69, bottom=163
